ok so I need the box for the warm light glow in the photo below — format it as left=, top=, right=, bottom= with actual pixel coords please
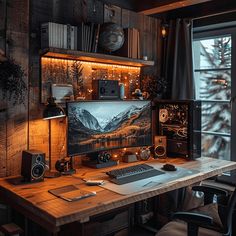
left=41, top=57, right=141, bottom=100
left=41, top=57, right=140, bottom=71
left=161, top=26, right=167, bottom=38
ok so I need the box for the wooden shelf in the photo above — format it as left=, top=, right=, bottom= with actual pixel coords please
left=40, top=48, right=155, bottom=67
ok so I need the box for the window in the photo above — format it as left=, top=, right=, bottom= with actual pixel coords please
left=193, top=26, right=236, bottom=161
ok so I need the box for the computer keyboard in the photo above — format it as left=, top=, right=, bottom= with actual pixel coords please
left=106, top=163, right=164, bottom=185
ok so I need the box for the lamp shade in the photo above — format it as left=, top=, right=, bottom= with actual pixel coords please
left=43, top=97, right=66, bottom=120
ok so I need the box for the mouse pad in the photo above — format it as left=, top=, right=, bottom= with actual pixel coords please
left=101, top=164, right=199, bottom=195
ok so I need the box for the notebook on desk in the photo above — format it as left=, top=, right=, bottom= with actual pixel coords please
left=48, top=185, right=96, bottom=202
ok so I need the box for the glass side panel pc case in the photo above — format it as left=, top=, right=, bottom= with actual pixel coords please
left=154, top=99, right=201, bottom=159
left=66, top=100, right=152, bottom=157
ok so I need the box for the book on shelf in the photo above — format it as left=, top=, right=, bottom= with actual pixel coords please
left=77, top=22, right=100, bottom=53
left=77, top=22, right=84, bottom=51
left=115, top=27, right=140, bottom=59
left=93, top=23, right=100, bottom=53
left=41, top=22, right=78, bottom=50
left=67, top=24, right=77, bottom=50
left=41, top=21, right=103, bottom=53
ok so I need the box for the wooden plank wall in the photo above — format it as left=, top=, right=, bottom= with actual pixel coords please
left=0, top=0, right=161, bottom=176
left=0, top=0, right=29, bottom=177
left=0, top=0, right=7, bottom=177
left=0, top=0, right=6, bottom=50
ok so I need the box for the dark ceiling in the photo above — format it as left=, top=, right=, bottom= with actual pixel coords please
left=104, top=0, right=236, bottom=20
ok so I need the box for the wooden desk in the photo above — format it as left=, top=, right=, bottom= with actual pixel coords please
left=0, top=157, right=236, bottom=235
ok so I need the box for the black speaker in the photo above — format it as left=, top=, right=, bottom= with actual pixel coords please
left=154, top=136, right=167, bottom=159
left=21, top=150, right=46, bottom=182
left=155, top=100, right=201, bottom=159
left=92, top=80, right=119, bottom=100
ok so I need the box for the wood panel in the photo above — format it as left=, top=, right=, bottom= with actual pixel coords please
left=26, top=117, right=67, bottom=171
left=0, top=107, right=7, bottom=177
left=0, top=0, right=6, bottom=51
left=0, top=0, right=7, bottom=177
left=138, top=0, right=214, bottom=15
left=51, top=118, right=67, bottom=170
left=87, top=0, right=104, bottom=24
left=0, top=0, right=161, bottom=178
left=28, top=119, right=48, bottom=159
left=41, top=48, right=155, bottom=66
left=28, top=0, right=160, bottom=173
left=0, top=157, right=235, bottom=232
left=4, top=0, right=29, bottom=176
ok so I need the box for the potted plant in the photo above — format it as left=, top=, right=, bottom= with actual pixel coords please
left=0, top=50, right=27, bottom=106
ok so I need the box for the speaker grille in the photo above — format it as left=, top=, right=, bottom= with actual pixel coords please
left=154, top=136, right=167, bottom=159
left=31, top=163, right=45, bottom=179
left=21, top=150, right=45, bottom=182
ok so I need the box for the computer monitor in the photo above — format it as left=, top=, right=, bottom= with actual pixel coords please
left=67, top=100, right=152, bottom=157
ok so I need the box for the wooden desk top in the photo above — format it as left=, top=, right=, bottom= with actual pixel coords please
left=0, top=157, right=236, bottom=233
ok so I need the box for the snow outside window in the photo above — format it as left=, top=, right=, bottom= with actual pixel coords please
left=193, top=35, right=231, bottom=160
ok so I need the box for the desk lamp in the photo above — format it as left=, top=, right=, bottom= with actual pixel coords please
left=43, top=97, right=66, bottom=178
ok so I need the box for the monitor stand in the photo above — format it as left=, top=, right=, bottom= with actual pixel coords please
left=82, top=152, right=118, bottom=169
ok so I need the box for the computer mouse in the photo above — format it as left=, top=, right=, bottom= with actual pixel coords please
left=162, top=164, right=177, bottom=171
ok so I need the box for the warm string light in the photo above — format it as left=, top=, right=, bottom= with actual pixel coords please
left=41, top=57, right=141, bottom=99
left=42, top=57, right=140, bottom=71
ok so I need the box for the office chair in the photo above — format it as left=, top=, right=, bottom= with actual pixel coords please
left=156, top=185, right=236, bottom=236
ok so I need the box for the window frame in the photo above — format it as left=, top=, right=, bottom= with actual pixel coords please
left=193, top=26, right=236, bottom=161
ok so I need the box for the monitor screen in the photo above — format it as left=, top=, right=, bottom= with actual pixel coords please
left=67, top=100, right=152, bottom=156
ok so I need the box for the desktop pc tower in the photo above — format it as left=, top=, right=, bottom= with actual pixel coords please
left=154, top=100, right=201, bottom=159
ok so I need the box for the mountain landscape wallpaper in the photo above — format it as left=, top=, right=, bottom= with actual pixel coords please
left=67, top=101, right=152, bottom=156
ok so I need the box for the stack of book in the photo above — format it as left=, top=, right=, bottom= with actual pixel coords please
left=41, top=22, right=77, bottom=50
left=77, top=23, right=100, bottom=53
left=116, top=28, right=140, bottom=59
left=41, top=22, right=101, bottom=53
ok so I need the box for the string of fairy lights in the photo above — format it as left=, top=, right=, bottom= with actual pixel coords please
left=41, top=57, right=141, bottom=100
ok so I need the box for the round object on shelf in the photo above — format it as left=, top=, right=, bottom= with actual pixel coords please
left=98, top=22, right=125, bottom=52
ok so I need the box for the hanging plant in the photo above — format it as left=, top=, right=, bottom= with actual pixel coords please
left=0, top=53, right=27, bottom=105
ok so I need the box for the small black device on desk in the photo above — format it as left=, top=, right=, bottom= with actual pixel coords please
left=162, top=164, right=177, bottom=171
left=216, top=170, right=236, bottom=186
left=106, top=163, right=164, bottom=185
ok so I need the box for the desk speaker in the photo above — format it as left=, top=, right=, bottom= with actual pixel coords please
left=21, top=150, right=46, bottom=182
left=92, top=80, right=119, bottom=99
left=154, top=136, right=167, bottom=159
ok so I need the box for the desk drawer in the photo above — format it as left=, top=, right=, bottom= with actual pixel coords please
left=83, top=208, right=130, bottom=236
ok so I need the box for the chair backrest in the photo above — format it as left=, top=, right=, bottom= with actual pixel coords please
left=192, top=185, right=236, bottom=236
left=223, top=187, right=236, bottom=236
